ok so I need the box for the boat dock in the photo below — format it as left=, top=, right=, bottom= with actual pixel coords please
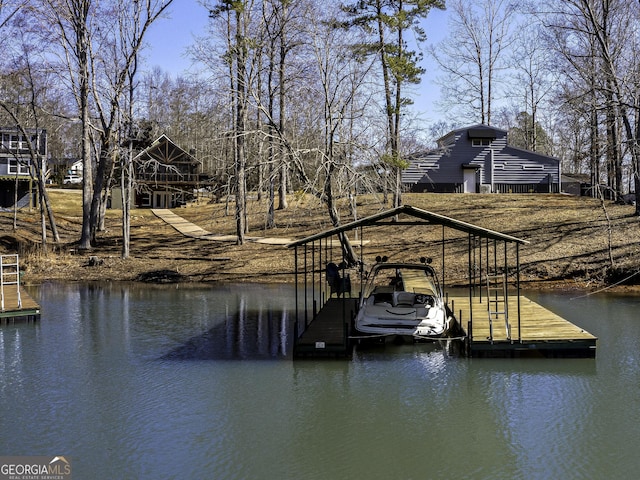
left=288, top=205, right=597, bottom=360
left=450, top=294, right=596, bottom=358
left=293, top=294, right=596, bottom=359
left=293, top=298, right=357, bottom=358
left=1, top=255, right=40, bottom=325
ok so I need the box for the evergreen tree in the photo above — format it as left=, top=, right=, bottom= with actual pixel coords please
left=340, top=0, right=444, bottom=208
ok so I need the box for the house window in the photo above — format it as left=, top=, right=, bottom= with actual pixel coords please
left=8, top=158, right=30, bottom=175
left=6, top=134, right=34, bottom=152
left=141, top=193, right=152, bottom=207
left=472, top=138, right=491, bottom=147
left=522, top=165, right=544, bottom=170
left=9, top=134, right=21, bottom=150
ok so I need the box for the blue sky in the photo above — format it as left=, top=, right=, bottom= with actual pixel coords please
left=144, top=0, right=449, bottom=127
left=145, top=0, right=210, bottom=75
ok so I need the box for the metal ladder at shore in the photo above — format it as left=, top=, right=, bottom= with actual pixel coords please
left=1, top=254, right=22, bottom=311
left=486, top=273, right=510, bottom=341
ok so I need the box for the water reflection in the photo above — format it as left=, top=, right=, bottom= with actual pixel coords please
left=163, top=308, right=290, bottom=360
left=35, top=282, right=296, bottom=362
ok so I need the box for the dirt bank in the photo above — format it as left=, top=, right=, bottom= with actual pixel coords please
left=2, top=190, right=639, bottom=291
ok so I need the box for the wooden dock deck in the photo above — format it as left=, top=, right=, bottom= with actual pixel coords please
left=449, top=294, right=597, bottom=358
left=0, top=286, right=41, bottom=324
left=292, top=294, right=596, bottom=359
left=293, top=298, right=357, bottom=358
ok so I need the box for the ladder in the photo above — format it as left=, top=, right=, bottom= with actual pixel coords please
left=486, top=273, right=510, bottom=341
left=1, top=254, right=22, bottom=311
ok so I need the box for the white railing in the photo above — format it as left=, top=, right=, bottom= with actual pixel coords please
left=1, top=254, right=22, bottom=311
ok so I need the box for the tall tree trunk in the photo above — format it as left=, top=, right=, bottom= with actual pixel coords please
left=277, top=162, right=287, bottom=209
left=277, top=14, right=288, bottom=212
left=90, top=139, right=111, bottom=242
left=589, top=100, right=599, bottom=198
left=122, top=139, right=132, bottom=259
left=234, top=7, right=246, bottom=245
left=73, top=0, right=92, bottom=250
left=266, top=59, right=276, bottom=228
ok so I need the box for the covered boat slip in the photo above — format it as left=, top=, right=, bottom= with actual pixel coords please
left=288, top=205, right=597, bottom=359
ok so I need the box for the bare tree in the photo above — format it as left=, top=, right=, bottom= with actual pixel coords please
left=1, top=6, right=60, bottom=249
left=210, top=0, right=255, bottom=245
left=509, top=25, right=556, bottom=152
left=88, top=0, right=174, bottom=247
left=307, top=7, right=378, bottom=227
left=39, top=0, right=94, bottom=250
left=537, top=0, right=640, bottom=211
left=431, top=0, right=515, bottom=126
left=38, top=0, right=174, bottom=251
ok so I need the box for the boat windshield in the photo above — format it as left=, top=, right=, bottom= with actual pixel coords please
left=366, top=265, right=439, bottom=298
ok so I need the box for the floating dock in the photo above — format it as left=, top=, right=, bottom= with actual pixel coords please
left=0, top=287, right=40, bottom=324
left=451, top=295, right=596, bottom=358
left=293, top=295, right=596, bottom=359
left=293, top=298, right=356, bottom=358
left=1, top=254, right=40, bottom=325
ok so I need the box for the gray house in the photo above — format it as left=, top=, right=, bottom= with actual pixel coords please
left=403, top=125, right=561, bottom=193
left=0, top=127, right=44, bottom=209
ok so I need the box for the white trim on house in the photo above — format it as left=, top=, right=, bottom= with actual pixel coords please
left=403, top=124, right=561, bottom=193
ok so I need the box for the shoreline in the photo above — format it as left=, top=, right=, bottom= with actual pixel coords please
left=21, top=264, right=640, bottom=296
left=4, top=191, right=640, bottom=294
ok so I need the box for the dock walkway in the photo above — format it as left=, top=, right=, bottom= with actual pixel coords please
left=0, top=287, right=40, bottom=324
left=152, top=209, right=292, bottom=245
left=450, top=294, right=597, bottom=357
left=293, top=298, right=357, bottom=358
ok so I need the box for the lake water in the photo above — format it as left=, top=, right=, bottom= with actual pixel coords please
left=1, top=282, right=639, bottom=479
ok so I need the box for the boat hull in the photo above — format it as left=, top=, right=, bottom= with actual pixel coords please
left=354, top=261, right=458, bottom=340
left=354, top=302, right=451, bottom=339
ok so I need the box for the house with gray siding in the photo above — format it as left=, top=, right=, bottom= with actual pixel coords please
left=0, top=127, right=44, bottom=209
left=403, top=125, right=561, bottom=193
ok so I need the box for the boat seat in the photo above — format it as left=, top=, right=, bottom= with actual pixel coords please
left=373, top=292, right=393, bottom=305
left=415, top=294, right=435, bottom=307
left=395, top=292, right=415, bottom=307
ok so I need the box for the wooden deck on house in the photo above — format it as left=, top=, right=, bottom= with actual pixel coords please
left=1, top=286, right=41, bottom=324
left=449, top=294, right=597, bottom=357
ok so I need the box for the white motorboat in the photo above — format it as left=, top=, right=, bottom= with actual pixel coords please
left=354, top=257, right=455, bottom=340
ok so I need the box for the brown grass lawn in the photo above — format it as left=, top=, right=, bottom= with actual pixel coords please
left=2, top=188, right=640, bottom=290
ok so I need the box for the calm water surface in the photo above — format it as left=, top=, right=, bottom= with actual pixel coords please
left=1, top=283, right=639, bottom=479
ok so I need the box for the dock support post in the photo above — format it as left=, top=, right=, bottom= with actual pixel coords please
left=516, top=243, right=522, bottom=342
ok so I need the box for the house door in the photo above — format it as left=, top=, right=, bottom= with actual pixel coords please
left=463, top=169, right=477, bottom=193
left=154, top=192, right=171, bottom=208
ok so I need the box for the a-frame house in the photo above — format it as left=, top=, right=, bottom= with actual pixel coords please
left=133, top=134, right=205, bottom=208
